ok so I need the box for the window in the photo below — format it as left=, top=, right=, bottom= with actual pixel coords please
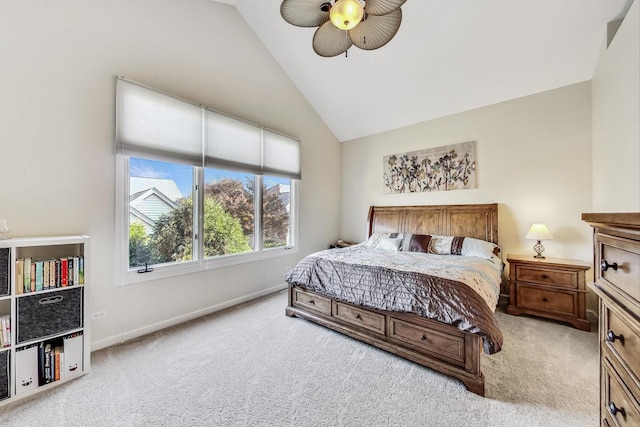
left=115, top=77, right=300, bottom=285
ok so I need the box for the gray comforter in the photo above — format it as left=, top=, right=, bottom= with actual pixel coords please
left=285, top=245, right=504, bottom=354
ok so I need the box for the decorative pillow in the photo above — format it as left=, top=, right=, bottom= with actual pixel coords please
left=377, top=236, right=403, bottom=251
left=401, top=233, right=432, bottom=253
left=364, top=232, right=402, bottom=250
left=429, top=235, right=498, bottom=259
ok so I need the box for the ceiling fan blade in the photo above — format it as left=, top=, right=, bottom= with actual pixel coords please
left=349, top=8, right=401, bottom=50
left=313, top=21, right=353, bottom=57
left=281, top=0, right=330, bottom=28
left=363, top=0, right=406, bottom=16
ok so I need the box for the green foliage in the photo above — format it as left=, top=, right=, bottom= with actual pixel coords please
left=129, top=222, right=152, bottom=267
left=202, top=197, right=251, bottom=256
left=130, top=178, right=289, bottom=268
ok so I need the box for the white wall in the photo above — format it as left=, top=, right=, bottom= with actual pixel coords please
left=592, top=0, right=640, bottom=212
left=340, top=82, right=593, bottom=266
left=0, top=0, right=341, bottom=349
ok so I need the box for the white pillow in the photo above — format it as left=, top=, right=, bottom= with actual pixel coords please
left=376, top=237, right=402, bottom=251
left=429, top=235, right=498, bottom=259
left=365, top=233, right=402, bottom=250
left=461, top=237, right=499, bottom=259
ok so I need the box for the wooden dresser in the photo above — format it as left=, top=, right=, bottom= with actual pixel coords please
left=582, top=213, right=640, bottom=427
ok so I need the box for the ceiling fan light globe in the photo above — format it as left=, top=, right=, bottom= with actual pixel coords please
left=330, top=0, right=364, bottom=31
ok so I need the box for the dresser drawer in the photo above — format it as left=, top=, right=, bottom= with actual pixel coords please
left=292, top=288, right=331, bottom=315
left=389, top=317, right=465, bottom=367
left=334, top=302, right=385, bottom=334
left=602, top=303, right=640, bottom=383
left=516, top=284, right=577, bottom=316
left=598, top=235, right=640, bottom=304
left=515, top=265, right=577, bottom=288
left=603, top=358, right=640, bottom=427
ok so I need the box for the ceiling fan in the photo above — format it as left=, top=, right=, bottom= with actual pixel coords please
left=280, top=0, right=407, bottom=57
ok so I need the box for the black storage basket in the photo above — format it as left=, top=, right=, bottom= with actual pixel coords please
left=0, top=248, right=9, bottom=297
left=16, top=287, right=83, bottom=344
left=0, top=350, right=9, bottom=401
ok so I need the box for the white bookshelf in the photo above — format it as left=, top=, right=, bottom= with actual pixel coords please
left=0, top=235, right=90, bottom=405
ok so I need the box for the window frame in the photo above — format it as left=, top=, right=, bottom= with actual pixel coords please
left=115, top=155, right=299, bottom=286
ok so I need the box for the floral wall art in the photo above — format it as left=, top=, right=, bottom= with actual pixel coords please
left=383, top=141, right=477, bottom=194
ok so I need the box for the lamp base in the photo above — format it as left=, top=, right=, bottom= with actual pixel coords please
left=533, top=240, right=545, bottom=259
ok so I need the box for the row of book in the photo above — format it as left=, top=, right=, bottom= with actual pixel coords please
left=0, top=315, right=9, bottom=348
left=15, top=256, right=84, bottom=294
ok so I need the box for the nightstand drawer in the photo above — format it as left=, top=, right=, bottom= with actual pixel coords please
left=334, top=302, right=385, bottom=334
left=515, top=266, right=577, bottom=288
left=603, top=358, right=640, bottom=427
left=292, top=288, right=331, bottom=315
left=516, top=285, right=577, bottom=316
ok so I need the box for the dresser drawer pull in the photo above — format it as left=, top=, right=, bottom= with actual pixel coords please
left=355, top=314, right=362, bottom=320
left=541, top=274, right=548, bottom=279
left=542, top=297, right=548, bottom=302
left=308, top=300, right=315, bottom=305
left=601, top=259, right=618, bottom=272
left=420, top=335, right=427, bottom=341
left=606, top=330, right=625, bottom=344
left=607, top=401, right=626, bottom=419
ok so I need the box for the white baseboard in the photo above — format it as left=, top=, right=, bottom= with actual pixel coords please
left=90, top=283, right=288, bottom=352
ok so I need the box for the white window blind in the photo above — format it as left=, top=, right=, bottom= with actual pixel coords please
left=116, top=78, right=203, bottom=166
left=205, top=110, right=262, bottom=174
left=263, top=130, right=302, bottom=180
left=115, top=77, right=301, bottom=179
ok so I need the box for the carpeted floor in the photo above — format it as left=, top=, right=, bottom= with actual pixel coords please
left=0, top=290, right=599, bottom=426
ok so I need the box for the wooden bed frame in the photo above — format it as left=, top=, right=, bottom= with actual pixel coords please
left=286, top=203, right=499, bottom=396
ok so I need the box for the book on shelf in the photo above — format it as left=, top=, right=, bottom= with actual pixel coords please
left=23, top=257, right=31, bottom=293
left=0, top=315, right=10, bottom=348
left=14, top=255, right=85, bottom=292
left=15, top=258, right=23, bottom=295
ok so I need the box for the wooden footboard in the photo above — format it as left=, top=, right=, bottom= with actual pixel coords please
left=286, top=285, right=485, bottom=396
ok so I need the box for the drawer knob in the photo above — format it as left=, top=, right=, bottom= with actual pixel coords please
left=541, top=274, right=548, bottom=279
left=309, top=300, right=315, bottom=305
left=355, top=314, right=362, bottom=320
left=607, top=401, right=626, bottom=418
left=606, top=330, right=625, bottom=344
left=601, top=259, right=618, bottom=272
left=420, top=335, right=427, bottom=341
left=542, top=297, right=548, bottom=302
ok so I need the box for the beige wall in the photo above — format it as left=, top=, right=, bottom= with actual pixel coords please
left=340, top=82, right=594, bottom=266
left=592, top=0, right=640, bottom=212
left=0, top=0, right=341, bottom=349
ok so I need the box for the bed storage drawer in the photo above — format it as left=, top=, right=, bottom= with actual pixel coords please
left=516, top=284, right=577, bottom=316
left=16, top=288, right=83, bottom=344
left=333, top=302, right=385, bottom=334
left=388, top=317, right=466, bottom=367
left=292, top=288, right=331, bottom=315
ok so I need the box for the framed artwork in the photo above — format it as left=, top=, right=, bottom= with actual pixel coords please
left=383, top=141, right=476, bottom=194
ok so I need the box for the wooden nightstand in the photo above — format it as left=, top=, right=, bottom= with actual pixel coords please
left=506, top=254, right=591, bottom=331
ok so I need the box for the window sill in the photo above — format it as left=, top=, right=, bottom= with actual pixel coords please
left=118, top=246, right=298, bottom=286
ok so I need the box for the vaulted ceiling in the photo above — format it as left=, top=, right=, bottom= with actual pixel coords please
left=217, top=0, right=629, bottom=142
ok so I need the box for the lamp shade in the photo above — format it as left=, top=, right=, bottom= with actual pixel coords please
left=525, top=223, right=554, bottom=241
left=330, top=0, right=364, bottom=30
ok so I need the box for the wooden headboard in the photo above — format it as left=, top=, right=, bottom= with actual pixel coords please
left=367, top=203, right=499, bottom=244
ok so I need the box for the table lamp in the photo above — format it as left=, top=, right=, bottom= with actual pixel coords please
left=525, top=223, right=554, bottom=259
